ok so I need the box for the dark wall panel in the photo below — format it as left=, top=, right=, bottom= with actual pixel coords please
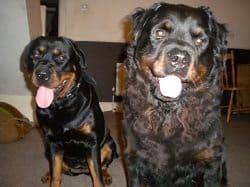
left=77, top=41, right=127, bottom=102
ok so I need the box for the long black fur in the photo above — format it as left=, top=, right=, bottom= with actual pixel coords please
left=124, top=3, right=228, bottom=187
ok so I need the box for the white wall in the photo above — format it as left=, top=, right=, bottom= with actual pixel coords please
left=59, top=0, right=250, bottom=49
left=0, top=0, right=31, bottom=95
left=0, top=1, right=34, bottom=119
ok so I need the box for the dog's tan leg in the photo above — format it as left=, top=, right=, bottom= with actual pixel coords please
left=100, top=144, right=113, bottom=185
left=50, top=153, right=63, bottom=187
left=87, top=158, right=104, bottom=187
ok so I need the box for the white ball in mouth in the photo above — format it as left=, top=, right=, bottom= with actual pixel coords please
left=159, top=75, right=182, bottom=98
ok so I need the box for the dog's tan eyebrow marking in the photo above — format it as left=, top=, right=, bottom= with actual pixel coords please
left=52, top=48, right=61, bottom=56
left=192, top=27, right=204, bottom=35
left=165, top=22, right=172, bottom=30
left=38, top=46, right=46, bottom=53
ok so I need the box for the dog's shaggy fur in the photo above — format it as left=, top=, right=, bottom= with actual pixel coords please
left=123, top=3, right=228, bottom=187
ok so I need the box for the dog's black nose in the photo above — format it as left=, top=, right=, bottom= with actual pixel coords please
left=36, top=71, right=50, bottom=81
left=167, top=49, right=191, bottom=68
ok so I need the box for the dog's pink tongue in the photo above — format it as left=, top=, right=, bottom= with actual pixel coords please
left=159, top=75, right=182, bottom=98
left=35, top=86, right=54, bottom=108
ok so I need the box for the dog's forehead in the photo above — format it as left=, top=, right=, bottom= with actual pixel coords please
left=32, top=38, right=71, bottom=52
left=151, top=4, right=209, bottom=27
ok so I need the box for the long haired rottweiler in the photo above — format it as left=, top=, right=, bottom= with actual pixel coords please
left=21, top=36, right=118, bottom=187
left=124, top=3, right=228, bottom=187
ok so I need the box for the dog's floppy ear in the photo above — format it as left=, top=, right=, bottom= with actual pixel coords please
left=20, top=36, right=44, bottom=72
left=130, top=8, right=147, bottom=42
left=201, top=6, right=228, bottom=84
left=130, top=3, right=162, bottom=43
left=201, top=6, right=228, bottom=56
left=215, top=23, right=228, bottom=58
left=63, top=37, right=87, bottom=69
left=62, top=37, right=96, bottom=85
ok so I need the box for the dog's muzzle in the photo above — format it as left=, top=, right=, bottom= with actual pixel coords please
left=36, top=70, right=50, bottom=82
left=35, top=59, right=52, bottom=82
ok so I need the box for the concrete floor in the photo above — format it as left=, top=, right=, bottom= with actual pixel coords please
left=0, top=112, right=250, bottom=187
left=223, top=113, right=250, bottom=187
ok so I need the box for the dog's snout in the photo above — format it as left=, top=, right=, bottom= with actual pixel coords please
left=167, top=49, right=191, bottom=67
left=39, top=60, right=49, bottom=65
left=36, top=70, right=50, bottom=81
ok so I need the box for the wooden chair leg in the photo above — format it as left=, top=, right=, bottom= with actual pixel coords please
left=226, top=91, right=234, bottom=123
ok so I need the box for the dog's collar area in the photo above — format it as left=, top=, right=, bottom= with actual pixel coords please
left=66, top=82, right=81, bottom=98
left=52, top=81, right=82, bottom=108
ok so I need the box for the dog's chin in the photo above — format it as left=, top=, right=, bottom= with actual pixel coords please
left=53, top=79, right=70, bottom=96
left=152, top=83, right=181, bottom=102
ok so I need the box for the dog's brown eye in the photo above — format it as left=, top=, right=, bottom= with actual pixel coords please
left=156, top=29, right=166, bottom=39
left=33, top=50, right=41, bottom=58
left=58, top=55, right=65, bottom=62
left=58, top=55, right=65, bottom=61
left=192, top=27, right=207, bottom=47
left=34, top=52, right=39, bottom=57
left=194, top=38, right=204, bottom=46
left=54, top=55, right=65, bottom=63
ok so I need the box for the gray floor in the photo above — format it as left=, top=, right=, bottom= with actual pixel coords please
left=0, top=112, right=250, bottom=187
left=224, top=114, right=250, bottom=187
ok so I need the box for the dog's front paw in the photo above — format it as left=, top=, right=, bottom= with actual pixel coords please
left=102, top=169, right=112, bottom=185
left=41, top=171, right=51, bottom=184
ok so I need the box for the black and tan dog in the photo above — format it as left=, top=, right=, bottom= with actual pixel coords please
left=124, top=3, right=228, bottom=187
left=21, top=36, right=118, bottom=187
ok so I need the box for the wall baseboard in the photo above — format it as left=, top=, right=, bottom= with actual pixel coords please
left=0, top=94, right=114, bottom=122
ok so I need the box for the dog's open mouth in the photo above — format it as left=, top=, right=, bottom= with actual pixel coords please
left=158, top=75, right=182, bottom=98
left=35, top=79, right=69, bottom=108
left=154, top=74, right=192, bottom=100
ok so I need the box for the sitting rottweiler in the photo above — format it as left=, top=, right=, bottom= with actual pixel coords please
left=21, top=36, right=118, bottom=187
